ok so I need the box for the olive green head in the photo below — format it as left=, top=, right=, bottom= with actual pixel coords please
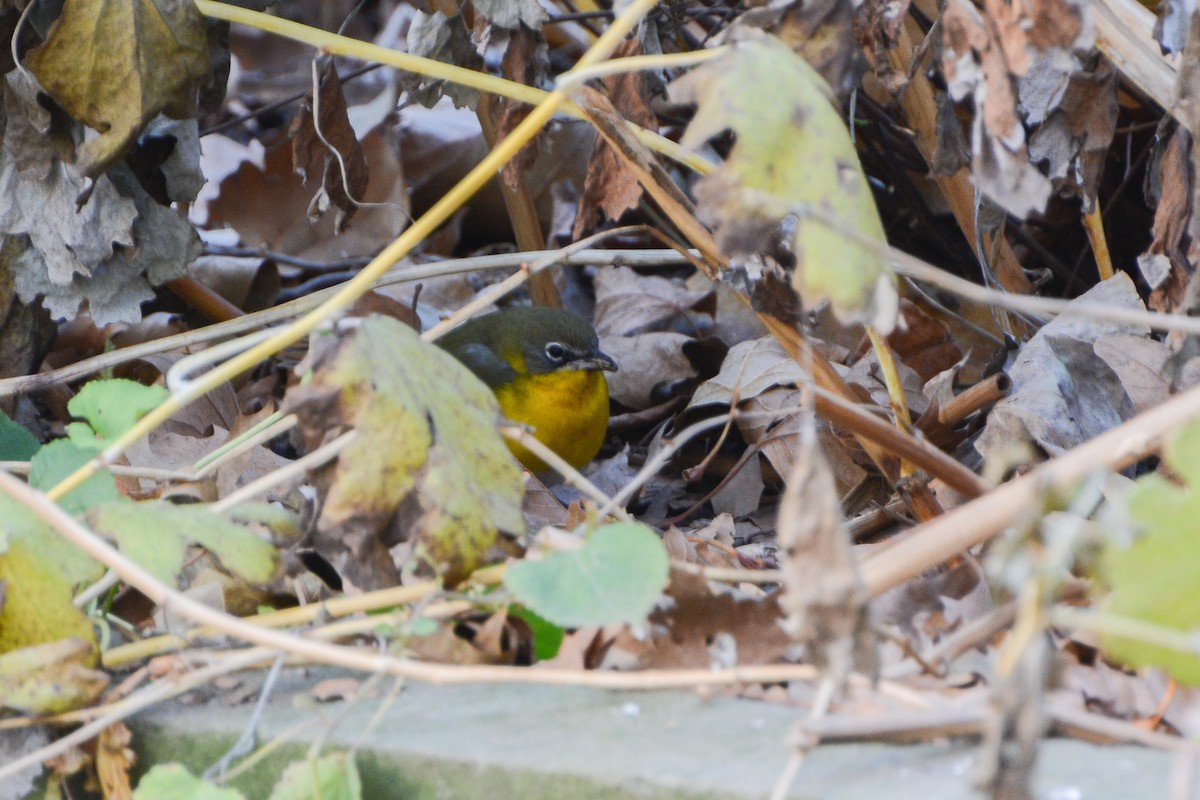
left=438, top=306, right=617, bottom=388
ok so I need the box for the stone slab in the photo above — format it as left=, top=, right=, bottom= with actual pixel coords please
left=129, top=668, right=1194, bottom=799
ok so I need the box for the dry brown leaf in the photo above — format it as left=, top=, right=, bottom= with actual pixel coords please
left=593, top=266, right=714, bottom=338
left=290, top=58, right=369, bottom=233
left=1143, top=125, right=1193, bottom=312
left=886, top=299, right=963, bottom=383
left=495, top=27, right=546, bottom=187
left=572, top=38, right=657, bottom=237
left=853, top=0, right=914, bottom=95
left=940, top=0, right=1057, bottom=217
left=208, top=128, right=407, bottom=261
left=1023, top=60, right=1118, bottom=208
left=777, top=413, right=875, bottom=683
left=976, top=273, right=1150, bottom=463
left=604, top=570, right=793, bottom=669
left=95, top=722, right=135, bottom=800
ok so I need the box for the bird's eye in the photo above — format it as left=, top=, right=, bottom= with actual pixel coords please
left=544, top=342, right=567, bottom=362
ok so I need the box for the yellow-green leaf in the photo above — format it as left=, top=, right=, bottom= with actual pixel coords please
left=0, top=495, right=103, bottom=654
left=505, top=523, right=669, bottom=627
left=670, top=34, right=897, bottom=332
left=1101, top=421, right=1200, bottom=684
left=286, top=316, right=525, bottom=586
left=93, top=502, right=278, bottom=588
left=0, top=638, right=109, bottom=715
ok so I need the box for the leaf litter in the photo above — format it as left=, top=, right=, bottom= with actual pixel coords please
left=5, top=0, right=1200, bottom=796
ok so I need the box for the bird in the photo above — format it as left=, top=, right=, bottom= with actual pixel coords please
left=437, top=306, right=617, bottom=473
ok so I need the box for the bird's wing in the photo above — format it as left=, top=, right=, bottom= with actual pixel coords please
left=446, top=342, right=518, bottom=389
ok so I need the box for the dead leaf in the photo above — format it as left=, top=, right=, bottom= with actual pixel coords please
left=573, top=38, right=656, bottom=237
left=605, top=570, right=794, bottom=669
left=404, top=12, right=482, bottom=109
left=853, top=0, right=914, bottom=95
left=26, top=0, right=209, bottom=175
left=940, top=0, right=1055, bottom=217
left=977, top=273, right=1150, bottom=463
left=207, top=128, right=408, bottom=262
left=777, top=411, right=876, bottom=683
left=593, top=266, right=714, bottom=337
left=290, top=58, right=369, bottom=233
left=1142, top=124, right=1192, bottom=311
left=473, top=0, right=547, bottom=30
left=1024, top=60, right=1118, bottom=208
left=95, top=722, right=135, bottom=800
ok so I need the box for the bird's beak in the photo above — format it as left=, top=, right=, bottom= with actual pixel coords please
left=568, top=350, right=618, bottom=373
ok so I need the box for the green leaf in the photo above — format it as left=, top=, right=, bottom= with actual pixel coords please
left=510, top=605, right=565, bottom=661
left=94, top=502, right=278, bottom=588
left=1101, top=421, right=1200, bottom=684
left=268, top=753, right=361, bottom=800
left=26, top=0, right=210, bottom=176
left=28, top=439, right=120, bottom=516
left=0, top=410, right=39, bottom=461
left=505, top=523, right=669, bottom=628
left=134, top=764, right=246, bottom=800
left=669, top=34, right=897, bottom=332
left=68, top=378, right=169, bottom=441
left=0, top=494, right=103, bottom=654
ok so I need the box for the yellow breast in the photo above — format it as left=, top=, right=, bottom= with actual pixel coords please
left=494, top=369, right=610, bottom=472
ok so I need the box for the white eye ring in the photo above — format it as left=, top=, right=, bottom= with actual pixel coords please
left=544, top=342, right=567, bottom=362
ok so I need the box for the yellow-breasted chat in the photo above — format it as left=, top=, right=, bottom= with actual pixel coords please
left=438, top=306, right=617, bottom=472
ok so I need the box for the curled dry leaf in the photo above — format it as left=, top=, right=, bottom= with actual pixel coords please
left=404, top=12, right=482, bottom=109
left=1141, top=124, right=1193, bottom=311
left=939, top=0, right=1093, bottom=218
left=975, top=273, right=1151, bottom=463
left=473, top=0, right=548, bottom=30
left=290, top=59, right=369, bottom=233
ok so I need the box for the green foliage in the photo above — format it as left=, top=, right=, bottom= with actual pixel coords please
left=0, top=494, right=103, bottom=654
left=133, top=756, right=361, bottom=800
left=1101, top=421, right=1200, bottom=684
left=268, top=753, right=361, bottom=800
left=133, top=765, right=245, bottom=800
left=94, top=502, right=278, bottom=588
left=68, top=378, right=170, bottom=442
left=0, top=409, right=38, bottom=461
left=28, top=379, right=167, bottom=514
left=0, top=379, right=188, bottom=652
left=29, top=439, right=120, bottom=516
left=510, top=605, right=565, bottom=661
left=505, top=523, right=669, bottom=628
